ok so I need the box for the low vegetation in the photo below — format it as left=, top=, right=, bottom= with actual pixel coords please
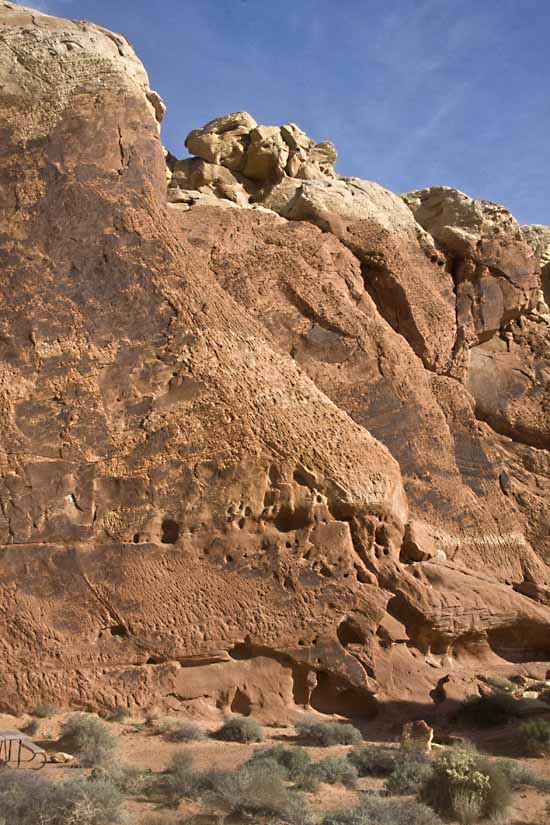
left=385, top=752, right=433, bottom=795
left=156, top=717, right=204, bottom=742
left=214, top=715, right=264, bottom=743
left=107, top=707, right=130, bottom=723
left=421, top=746, right=511, bottom=824
left=321, top=797, right=443, bottom=825
left=497, top=757, right=550, bottom=791
left=517, top=719, right=550, bottom=755
left=457, top=693, right=521, bottom=728
left=61, top=713, right=117, bottom=767
left=247, top=744, right=312, bottom=781
left=296, top=715, right=362, bottom=746
left=33, top=702, right=58, bottom=719
left=347, top=744, right=397, bottom=776
left=5, top=707, right=535, bottom=825
left=312, top=755, right=358, bottom=787
left=204, top=760, right=305, bottom=822
left=0, top=771, right=126, bottom=825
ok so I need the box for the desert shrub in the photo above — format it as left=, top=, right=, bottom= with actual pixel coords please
left=348, top=744, right=397, bottom=776
left=450, top=789, right=483, bottom=825
left=205, top=760, right=303, bottom=820
left=421, top=747, right=511, bottom=823
left=385, top=753, right=433, bottom=795
left=20, top=719, right=39, bottom=737
left=163, top=752, right=203, bottom=802
left=33, top=702, right=58, bottom=718
left=457, top=693, right=520, bottom=728
left=107, top=707, right=130, bottom=723
left=214, top=715, right=263, bottom=743
left=53, top=777, right=127, bottom=825
left=296, top=715, right=361, bottom=746
left=157, top=717, right=204, bottom=742
left=312, top=756, right=358, bottom=787
left=497, top=758, right=550, bottom=791
left=92, top=762, right=149, bottom=795
left=482, top=676, right=515, bottom=694
left=61, top=713, right=117, bottom=767
left=247, top=744, right=312, bottom=780
left=517, top=719, right=550, bottom=755
left=322, top=796, right=443, bottom=825
left=0, top=771, right=127, bottom=825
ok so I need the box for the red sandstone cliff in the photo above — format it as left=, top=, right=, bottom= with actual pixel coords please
left=0, top=2, right=549, bottom=722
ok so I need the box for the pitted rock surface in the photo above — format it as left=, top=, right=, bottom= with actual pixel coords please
left=1, top=2, right=550, bottom=721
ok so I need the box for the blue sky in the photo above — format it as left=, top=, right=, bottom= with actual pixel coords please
left=32, top=0, right=549, bottom=224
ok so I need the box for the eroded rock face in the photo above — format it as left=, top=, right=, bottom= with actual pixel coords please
left=403, top=187, right=540, bottom=348
left=1, top=3, right=550, bottom=722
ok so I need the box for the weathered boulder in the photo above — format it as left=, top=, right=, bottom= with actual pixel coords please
left=169, top=157, right=255, bottom=205
left=243, top=124, right=290, bottom=180
left=261, top=177, right=427, bottom=239
left=185, top=111, right=257, bottom=170
left=184, top=112, right=337, bottom=183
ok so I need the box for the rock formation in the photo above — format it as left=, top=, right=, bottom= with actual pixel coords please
left=0, top=2, right=549, bottom=723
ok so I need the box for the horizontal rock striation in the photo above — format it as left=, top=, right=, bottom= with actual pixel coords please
left=0, top=2, right=549, bottom=721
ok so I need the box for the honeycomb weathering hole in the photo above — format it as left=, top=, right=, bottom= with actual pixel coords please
left=161, top=518, right=180, bottom=544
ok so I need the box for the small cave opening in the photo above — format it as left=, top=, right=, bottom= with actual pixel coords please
left=161, top=518, right=180, bottom=544
left=310, top=670, right=377, bottom=719
left=230, top=687, right=252, bottom=716
left=110, top=624, right=129, bottom=638
left=146, top=655, right=165, bottom=665
left=274, top=505, right=311, bottom=533
left=337, top=617, right=366, bottom=647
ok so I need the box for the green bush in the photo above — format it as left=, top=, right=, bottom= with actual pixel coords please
left=33, top=702, right=58, bottom=719
left=247, top=744, right=312, bottom=781
left=157, top=717, right=204, bottom=742
left=214, top=715, right=263, bottom=743
left=457, top=693, right=520, bottom=728
left=205, top=760, right=304, bottom=820
left=61, top=713, right=117, bottom=767
left=313, top=756, right=358, bottom=787
left=321, top=796, right=443, bottom=825
left=497, top=758, right=550, bottom=791
left=296, top=715, right=361, bottom=746
left=517, top=719, right=550, bottom=756
left=0, top=771, right=127, bottom=825
left=421, top=747, right=511, bottom=823
left=385, top=754, right=433, bottom=795
left=348, top=744, right=397, bottom=776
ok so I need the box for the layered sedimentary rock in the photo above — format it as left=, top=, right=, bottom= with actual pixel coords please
left=1, top=2, right=550, bottom=721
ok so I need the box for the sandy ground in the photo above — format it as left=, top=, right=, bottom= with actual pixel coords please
left=0, top=711, right=549, bottom=824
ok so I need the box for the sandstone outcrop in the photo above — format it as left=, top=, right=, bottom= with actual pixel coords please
left=1, top=2, right=550, bottom=723
left=183, top=111, right=337, bottom=183
left=403, top=187, right=540, bottom=349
